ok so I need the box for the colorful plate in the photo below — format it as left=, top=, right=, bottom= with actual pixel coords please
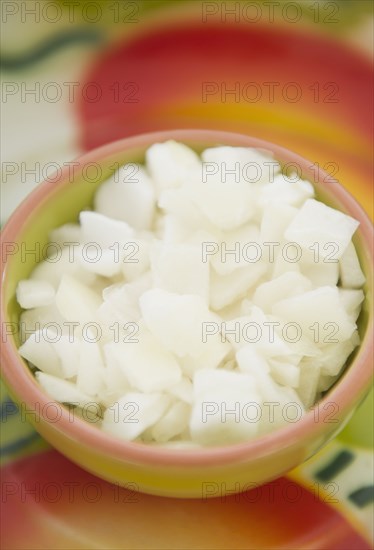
left=1, top=3, right=373, bottom=548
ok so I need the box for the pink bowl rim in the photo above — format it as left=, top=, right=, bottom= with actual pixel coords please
left=1, top=129, right=373, bottom=468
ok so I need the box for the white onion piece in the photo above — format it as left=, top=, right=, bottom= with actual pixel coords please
left=339, top=241, right=366, bottom=288
left=104, top=327, right=181, bottom=393
left=252, top=272, right=311, bottom=313
left=146, top=140, right=201, bottom=193
left=94, top=165, right=155, bottom=230
left=151, top=243, right=209, bottom=301
left=35, top=372, right=95, bottom=407
left=190, top=369, right=262, bottom=445
left=151, top=401, right=191, bottom=443
left=16, top=280, right=55, bottom=309
left=80, top=210, right=134, bottom=249
left=272, top=286, right=356, bottom=344
left=257, top=173, right=314, bottom=209
left=140, top=289, right=231, bottom=371
left=102, top=393, right=171, bottom=441
left=210, top=262, right=267, bottom=311
left=55, top=274, right=101, bottom=325
left=49, top=223, right=82, bottom=246
left=285, top=198, right=359, bottom=260
left=31, top=248, right=97, bottom=289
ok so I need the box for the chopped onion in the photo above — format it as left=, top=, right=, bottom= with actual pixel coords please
left=16, top=141, right=365, bottom=446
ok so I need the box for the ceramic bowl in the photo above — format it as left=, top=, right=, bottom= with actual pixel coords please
left=1, top=130, right=373, bottom=498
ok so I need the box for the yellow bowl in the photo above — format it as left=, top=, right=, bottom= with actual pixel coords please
left=1, top=130, right=373, bottom=498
